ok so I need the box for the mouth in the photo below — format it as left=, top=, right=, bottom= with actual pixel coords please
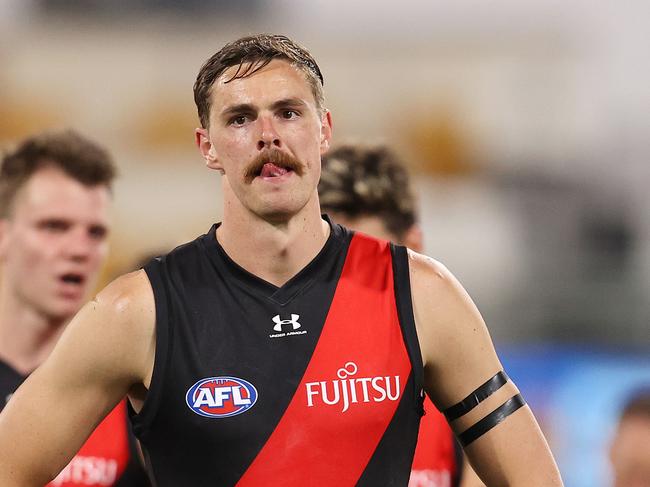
left=258, top=162, right=293, bottom=178
left=244, top=151, right=303, bottom=183
left=59, top=273, right=86, bottom=287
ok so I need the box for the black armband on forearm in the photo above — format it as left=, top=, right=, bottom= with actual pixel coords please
left=443, top=371, right=509, bottom=421
left=458, top=394, right=526, bottom=446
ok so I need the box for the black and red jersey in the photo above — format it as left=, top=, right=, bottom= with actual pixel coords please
left=131, top=218, right=425, bottom=486
left=0, top=361, right=148, bottom=487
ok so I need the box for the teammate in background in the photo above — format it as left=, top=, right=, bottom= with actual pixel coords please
left=319, top=143, right=463, bottom=487
left=0, top=35, right=563, bottom=486
left=0, top=130, right=149, bottom=486
left=609, top=388, right=650, bottom=487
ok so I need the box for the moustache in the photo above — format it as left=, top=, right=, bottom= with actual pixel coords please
left=243, top=150, right=305, bottom=183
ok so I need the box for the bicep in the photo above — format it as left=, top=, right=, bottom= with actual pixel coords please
left=0, top=272, right=154, bottom=485
left=0, top=350, right=119, bottom=484
left=410, top=254, right=503, bottom=409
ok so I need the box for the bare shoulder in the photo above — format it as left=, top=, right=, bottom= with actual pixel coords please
left=93, top=269, right=155, bottom=323
left=52, top=269, right=156, bottom=387
left=407, top=249, right=455, bottom=292
left=406, top=248, right=484, bottom=336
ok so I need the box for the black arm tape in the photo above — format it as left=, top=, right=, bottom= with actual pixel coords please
left=458, top=393, right=526, bottom=447
left=443, top=371, right=509, bottom=421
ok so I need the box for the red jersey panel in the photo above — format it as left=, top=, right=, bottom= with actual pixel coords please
left=49, top=401, right=131, bottom=486
left=409, top=396, right=457, bottom=487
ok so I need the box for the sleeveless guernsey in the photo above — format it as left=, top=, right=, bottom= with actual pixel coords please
left=131, top=220, right=425, bottom=486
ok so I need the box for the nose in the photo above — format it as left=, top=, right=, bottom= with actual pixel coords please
left=257, top=115, right=281, bottom=151
left=63, top=230, right=94, bottom=263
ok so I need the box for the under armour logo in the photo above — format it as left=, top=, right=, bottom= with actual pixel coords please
left=272, top=314, right=301, bottom=332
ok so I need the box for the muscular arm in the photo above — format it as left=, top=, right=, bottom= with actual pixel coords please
left=0, top=271, right=155, bottom=486
left=409, top=251, right=563, bottom=486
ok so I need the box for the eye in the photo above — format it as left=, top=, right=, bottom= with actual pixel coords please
left=281, top=110, right=299, bottom=120
left=39, top=220, right=69, bottom=233
left=88, top=225, right=108, bottom=240
left=229, top=115, right=249, bottom=127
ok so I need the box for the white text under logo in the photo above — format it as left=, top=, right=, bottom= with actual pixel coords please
left=409, top=470, right=452, bottom=487
left=305, top=362, right=401, bottom=413
left=51, top=456, right=118, bottom=486
left=269, top=314, right=307, bottom=338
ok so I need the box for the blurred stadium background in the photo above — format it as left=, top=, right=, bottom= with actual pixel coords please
left=1, top=1, right=648, bottom=485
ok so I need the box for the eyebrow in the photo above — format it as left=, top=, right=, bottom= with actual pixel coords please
left=220, top=103, right=256, bottom=120
left=220, top=98, right=308, bottom=119
left=271, top=98, right=307, bottom=110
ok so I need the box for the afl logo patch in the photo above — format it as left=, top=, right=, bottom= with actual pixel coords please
left=186, top=377, right=258, bottom=418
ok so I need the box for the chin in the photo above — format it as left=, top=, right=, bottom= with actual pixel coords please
left=47, top=301, right=84, bottom=322
left=254, top=207, right=297, bottom=224
left=253, top=193, right=312, bottom=221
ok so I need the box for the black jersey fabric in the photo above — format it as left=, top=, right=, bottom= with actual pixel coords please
left=0, top=360, right=148, bottom=486
left=132, top=218, right=425, bottom=486
left=0, top=360, right=23, bottom=409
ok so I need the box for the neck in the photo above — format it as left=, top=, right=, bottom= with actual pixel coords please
left=218, top=195, right=329, bottom=287
left=0, top=282, right=68, bottom=375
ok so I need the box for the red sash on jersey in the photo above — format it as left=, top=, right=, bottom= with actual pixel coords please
left=237, top=234, right=412, bottom=486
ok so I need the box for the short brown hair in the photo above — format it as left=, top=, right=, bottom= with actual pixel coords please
left=620, top=388, right=650, bottom=420
left=194, top=34, right=325, bottom=129
left=0, top=129, right=117, bottom=217
left=319, top=144, right=417, bottom=240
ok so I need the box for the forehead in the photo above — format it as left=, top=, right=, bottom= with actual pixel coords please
left=13, top=166, right=111, bottom=222
left=209, top=59, right=316, bottom=112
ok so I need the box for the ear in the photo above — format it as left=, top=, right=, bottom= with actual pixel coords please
left=195, top=127, right=223, bottom=172
left=402, top=224, right=424, bottom=253
left=319, top=110, right=333, bottom=155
